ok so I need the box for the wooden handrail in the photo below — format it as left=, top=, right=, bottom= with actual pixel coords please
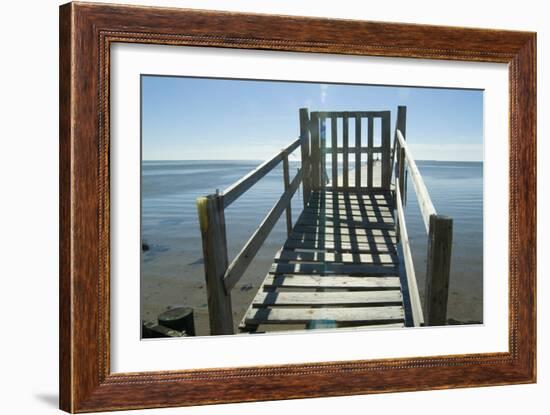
left=223, top=168, right=303, bottom=291
left=396, top=129, right=436, bottom=233
left=393, top=119, right=453, bottom=326
left=396, top=178, right=424, bottom=326
left=221, top=137, right=302, bottom=209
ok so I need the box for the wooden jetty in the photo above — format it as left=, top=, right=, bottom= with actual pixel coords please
left=197, top=107, right=453, bottom=335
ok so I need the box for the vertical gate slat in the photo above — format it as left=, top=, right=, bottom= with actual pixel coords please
left=343, top=113, right=349, bottom=189
left=331, top=115, right=338, bottom=188
left=320, top=115, right=327, bottom=188
left=355, top=115, right=361, bottom=188
left=381, top=111, right=391, bottom=188
left=310, top=113, right=320, bottom=189
left=367, top=116, right=374, bottom=188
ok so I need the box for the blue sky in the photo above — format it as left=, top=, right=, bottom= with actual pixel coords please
left=141, top=76, right=483, bottom=162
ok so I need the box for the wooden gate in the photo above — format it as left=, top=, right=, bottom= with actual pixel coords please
left=304, top=111, right=392, bottom=192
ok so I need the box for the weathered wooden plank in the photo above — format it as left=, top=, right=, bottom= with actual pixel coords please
left=314, top=111, right=393, bottom=119
left=331, top=115, right=338, bottom=187
left=424, top=214, right=453, bottom=326
left=300, top=108, right=312, bottom=207
left=396, top=130, right=436, bottom=232
left=223, top=168, right=303, bottom=291
left=252, top=291, right=403, bottom=307
left=308, top=191, right=393, bottom=201
left=243, top=306, right=404, bottom=325
left=391, top=106, right=407, bottom=187
left=305, top=205, right=393, bottom=216
left=367, top=116, right=374, bottom=188
left=301, top=206, right=395, bottom=219
left=343, top=113, right=349, bottom=188
left=291, top=232, right=395, bottom=243
left=275, top=249, right=398, bottom=265
left=301, top=208, right=392, bottom=219
left=309, top=190, right=392, bottom=198
left=196, top=194, right=234, bottom=335
left=293, top=225, right=395, bottom=237
left=381, top=111, right=392, bottom=189
left=310, top=112, right=321, bottom=189
left=309, top=189, right=393, bottom=199
left=263, top=275, right=402, bottom=290
left=355, top=115, right=361, bottom=188
left=306, top=200, right=393, bottom=211
left=282, top=150, right=292, bottom=237
left=297, top=217, right=395, bottom=228
left=304, top=203, right=394, bottom=213
left=289, top=231, right=396, bottom=245
left=320, top=115, right=327, bottom=186
left=297, top=216, right=394, bottom=228
left=283, top=239, right=397, bottom=254
left=395, top=179, right=424, bottom=326
left=270, top=262, right=398, bottom=275
left=294, top=223, right=395, bottom=234
left=222, top=138, right=301, bottom=208
left=300, top=209, right=394, bottom=219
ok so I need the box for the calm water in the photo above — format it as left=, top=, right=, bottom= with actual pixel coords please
left=141, top=160, right=483, bottom=329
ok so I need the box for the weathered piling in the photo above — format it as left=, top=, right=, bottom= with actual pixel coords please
left=196, top=194, right=234, bottom=335
left=424, top=214, right=453, bottom=326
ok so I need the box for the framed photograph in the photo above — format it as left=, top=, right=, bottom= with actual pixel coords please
left=59, top=2, right=536, bottom=412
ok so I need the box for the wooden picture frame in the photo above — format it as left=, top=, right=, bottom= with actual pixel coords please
left=59, top=2, right=536, bottom=412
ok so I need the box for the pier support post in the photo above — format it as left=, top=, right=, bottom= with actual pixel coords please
left=299, top=108, right=312, bottom=207
left=196, top=194, right=234, bottom=335
left=424, top=214, right=453, bottom=326
left=396, top=106, right=407, bottom=205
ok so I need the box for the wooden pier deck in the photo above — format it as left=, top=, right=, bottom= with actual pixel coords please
left=239, top=189, right=406, bottom=332
left=197, top=106, right=453, bottom=335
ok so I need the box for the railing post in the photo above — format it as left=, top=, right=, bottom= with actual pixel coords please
left=299, top=108, right=311, bottom=206
left=396, top=106, right=407, bottom=204
left=196, top=194, right=234, bottom=335
left=282, top=149, right=292, bottom=237
left=310, top=112, right=321, bottom=189
left=424, top=214, right=453, bottom=326
left=381, top=112, right=392, bottom=189
left=396, top=106, right=407, bottom=142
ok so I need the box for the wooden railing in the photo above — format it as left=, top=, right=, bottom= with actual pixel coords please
left=197, top=105, right=453, bottom=334
left=196, top=131, right=308, bottom=335
left=392, top=106, right=453, bottom=326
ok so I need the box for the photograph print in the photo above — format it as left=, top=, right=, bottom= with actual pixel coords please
left=140, top=76, right=483, bottom=338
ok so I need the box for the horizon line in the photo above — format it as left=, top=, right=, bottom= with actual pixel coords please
left=141, top=159, right=483, bottom=163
